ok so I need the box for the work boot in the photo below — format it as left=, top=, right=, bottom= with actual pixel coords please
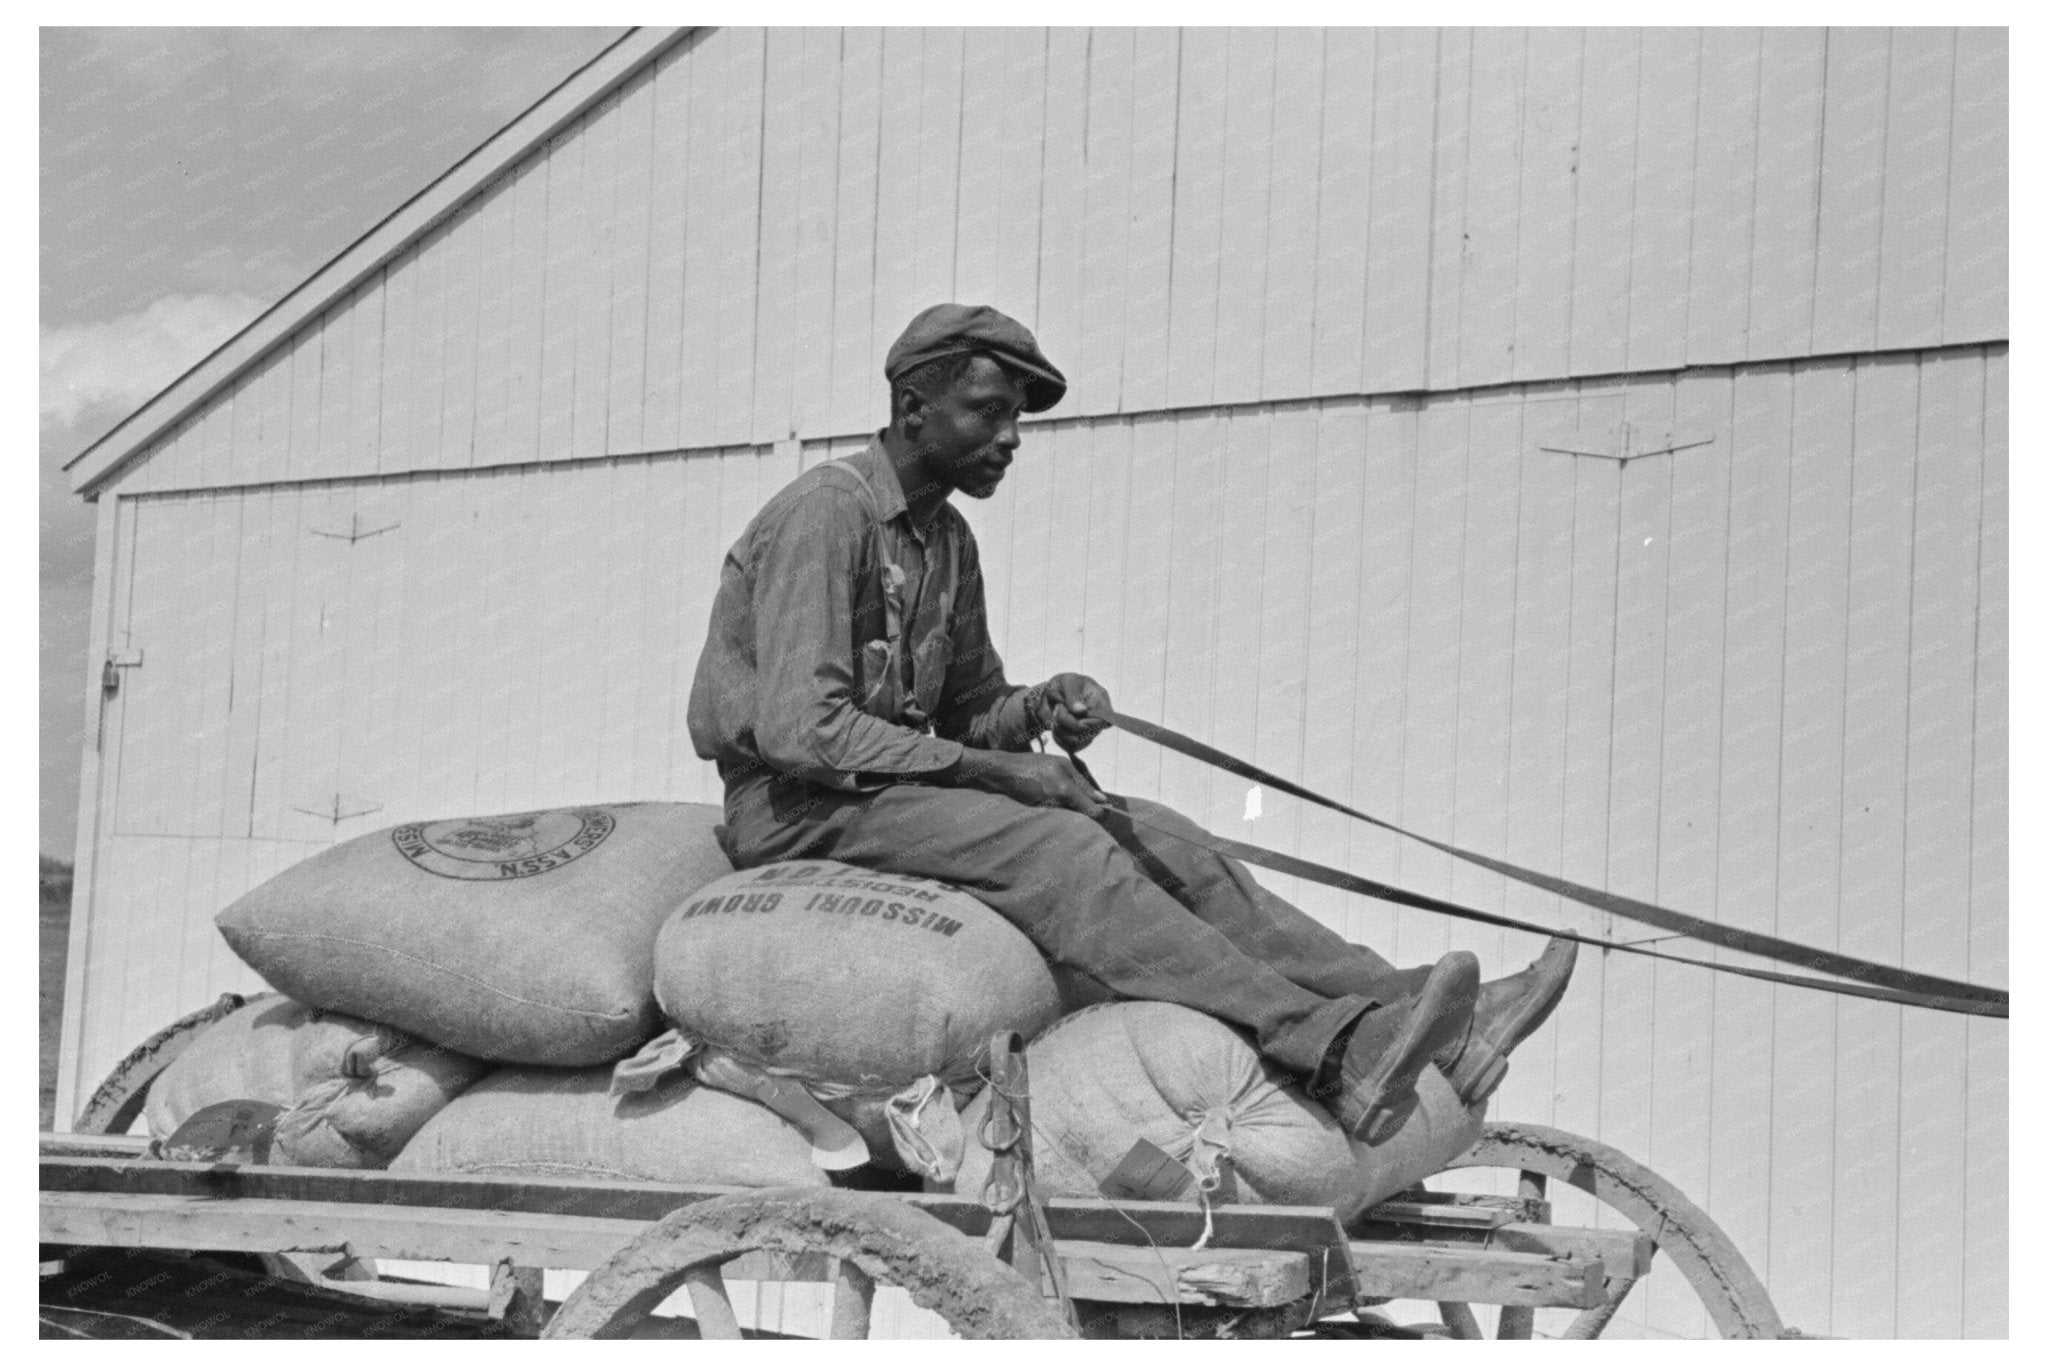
left=1309, top=951, right=1479, bottom=1144
left=1434, top=937, right=1578, bottom=1105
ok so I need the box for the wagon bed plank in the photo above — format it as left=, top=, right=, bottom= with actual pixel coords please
left=41, top=1190, right=648, bottom=1270
left=1347, top=1217, right=1653, bottom=1280
left=1348, top=1241, right=1608, bottom=1309
left=1055, top=1241, right=1311, bottom=1308
left=41, top=1247, right=527, bottom=1340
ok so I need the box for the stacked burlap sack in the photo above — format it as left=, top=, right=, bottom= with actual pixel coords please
left=216, top=802, right=736, bottom=1065
left=145, top=993, right=490, bottom=1168
left=199, top=802, right=830, bottom=1182
left=950, top=1002, right=1487, bottom=1225
left=198, top=798, right=1484, bottom=1207
left=615, top=859, right=1063, bottom=1179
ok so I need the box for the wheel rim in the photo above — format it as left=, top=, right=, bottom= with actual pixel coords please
left=542, top=1186, right=1077, bottom=1340
left=73, top=994, right=246, bottom=1136
left=1439, top=1121, right=1783, bottom=1339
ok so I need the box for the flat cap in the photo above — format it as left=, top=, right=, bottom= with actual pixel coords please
left=884, top=303, right=1067, bottom=413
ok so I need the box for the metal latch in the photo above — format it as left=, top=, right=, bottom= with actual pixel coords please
left=102, top=648, right=143, bottom=697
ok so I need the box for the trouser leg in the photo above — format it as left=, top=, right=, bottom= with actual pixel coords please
left=720, top=773, right=1371, bottom=1077
left=1099, top=795, right=1438, bottom=1005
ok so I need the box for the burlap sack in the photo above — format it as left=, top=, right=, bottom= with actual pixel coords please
left=651, top=860, right=1061, bottom=1170
left=144, top=994, right=487, bottom=1168
left=216, top=803, right=733, bottom=1065
left=952, top=1002, right=1486, bottom=1224
left=391, top=1064, right=826, bottom=1188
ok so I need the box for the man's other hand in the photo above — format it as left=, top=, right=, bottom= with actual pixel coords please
left=952, top=749, right=1108, bottom=816
left=1044, top=673, right=1114, bottom=752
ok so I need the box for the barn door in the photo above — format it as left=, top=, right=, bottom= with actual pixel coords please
left=63, top=485, right=347, bottom=1121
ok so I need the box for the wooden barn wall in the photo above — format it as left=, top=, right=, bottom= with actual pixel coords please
left=118, top=25, right=2007, bottom=498
left=67, top=344, right=2005, bottom=1338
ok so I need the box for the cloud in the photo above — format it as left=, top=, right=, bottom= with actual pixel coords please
left=40, top=291, right=264, bottom=434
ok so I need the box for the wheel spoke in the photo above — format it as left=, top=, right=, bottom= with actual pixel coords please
left=1495, top=1305, right=1536, bottom=1339
left=542, top=1186, right=1075, bottom=1340
left=829, top=1258, right=875, bottom=1340
left=683, top=1264, right=744, bottom=1340
left=1562, top=1275, right=1638, bottom=1340
left=1437, top=1301, right=1484, bottom=1339
left=1447, top=1123, right=1784, bottom=1339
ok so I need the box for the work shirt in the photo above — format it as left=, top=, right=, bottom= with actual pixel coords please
left=688, top=440, right=1043, bottom=792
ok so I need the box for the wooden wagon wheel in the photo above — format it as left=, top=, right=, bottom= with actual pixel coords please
left=543, top=1186, right=1078, bottom=1341
left=1432, top=1121, right=1784, bottom=1340
left=71, top=993, right=245, bottom=1136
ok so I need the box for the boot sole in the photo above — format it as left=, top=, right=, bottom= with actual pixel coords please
left=1354, top=952, right=1480, bottom=1143
left=1448, top=938, right=1578, bottom=1103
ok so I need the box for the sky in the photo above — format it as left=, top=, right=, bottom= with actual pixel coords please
left=39, top=26, right=628, bottom=858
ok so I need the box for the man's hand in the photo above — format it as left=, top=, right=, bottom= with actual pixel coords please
left=951, top=748, right=1108, bottom=816
left=1042, top=673, right=1115, bottom=753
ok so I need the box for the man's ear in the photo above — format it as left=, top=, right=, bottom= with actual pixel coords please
left=896, top=384, right=928, bottom=431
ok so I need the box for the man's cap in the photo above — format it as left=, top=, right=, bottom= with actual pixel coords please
left=884, top=303, right=1067, bottom=413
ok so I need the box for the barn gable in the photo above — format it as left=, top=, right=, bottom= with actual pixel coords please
left=77, top=26, right=2007, bottom=498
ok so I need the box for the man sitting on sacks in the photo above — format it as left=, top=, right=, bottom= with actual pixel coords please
left=688, top=303, right=1576, bottom=1144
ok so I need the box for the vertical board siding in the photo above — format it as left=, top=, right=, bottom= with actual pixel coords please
left=1361, top=29, right=1437, bottom=393
left=68, top=22, right=2006, bottom=1341
left=1942, top=30, right=2006, bottom=344
left=1875, top=29, right=1955, bottom=352
left=604, top=69, right=659, bottom=457
left=1294, top=403, right=1365, bottom=935
left=1685, top=29, right=1764, bottom=364
left=791, top=30, right=846, bottom=441
left=1074, top=29, right=1136, bottom=419
left=1567, top=28, right=1641, bottom=379
left=1492, top=395, right=1581, bottom=1130
left=1163, top=28, right=1229, bottom=411
left=1769, top=359, right=1855, bottom=1330
left=640, top=42, right=692, bottom=452
left=120, top=26, right=2002, bottom=498
left=1747, top=29, right=1829, bottom=359
left=1421, top=29, right=1472, bottom=392
left=76, top=350, right=2004, bottom=1339
left=1259, top=30, right=1323, bottom=404
left=1895, top=350, right=1981, bottom=1337
left=1311, top=28, right=1375, bottom=397
left=1510, top=28, right=1583, bottom=385
left=1829, top=354, right=1915, bottom=1331
left=1642, top=369, right=1732, bottom=1339
left=1453, top=29, right=1525, bottom=390
left=676, top=35, right=728, bottom=446
left=826, top=28, right=884, bottom=439
left=1117, top=28, right=1180, bottom=413
left=1211, top=29, right=1279, bottom=408
left=1596, top=378, right=1679, bottom=1314
left=1962, top=345, right=2006, bottom=1339
left=1810, top=29, right=1892, bottom=356
left=711, top=31, right=769, bottom=449
left=748, top=29, right=807, bottom=447
left=1624, top=28, right=1700, bottom=376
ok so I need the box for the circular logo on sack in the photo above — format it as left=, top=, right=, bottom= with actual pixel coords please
left=391, top=808, right=616, bottom=880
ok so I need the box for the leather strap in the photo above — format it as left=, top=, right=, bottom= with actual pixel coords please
left=1066, top=716, right=2008, bottom=1020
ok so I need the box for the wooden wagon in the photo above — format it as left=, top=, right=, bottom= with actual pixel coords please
left=40, top=993, right=1792, bottom=1340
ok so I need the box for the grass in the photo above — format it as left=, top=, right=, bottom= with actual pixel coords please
left=41, top=856, right=73, bottom=1131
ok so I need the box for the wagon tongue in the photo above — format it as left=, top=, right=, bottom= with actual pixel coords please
left=155, top=1099, right=282, bottom=1165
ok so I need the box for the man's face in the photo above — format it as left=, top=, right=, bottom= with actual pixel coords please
left=916, top=356, right=1028, bottom=500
